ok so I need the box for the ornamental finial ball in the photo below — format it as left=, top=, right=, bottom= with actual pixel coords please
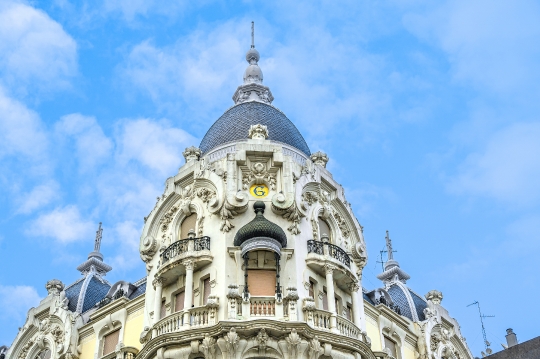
left=246, top=48, right=260, bottom=64
left=253, top=201, right=265, bottom=214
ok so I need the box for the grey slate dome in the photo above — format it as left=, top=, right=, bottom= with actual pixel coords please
left=199, top=102, right=311, bottom=157
left=234, top=201, right=287, bottom=255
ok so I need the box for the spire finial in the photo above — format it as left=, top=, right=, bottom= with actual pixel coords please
left=251, top=21, right=255, bottom=49
left=94, top=222, right=103, bottom=252
left=385, top=230, right=393, bottom=260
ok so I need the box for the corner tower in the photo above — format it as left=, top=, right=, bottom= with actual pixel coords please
left=138, top=26, right=372, bottom=359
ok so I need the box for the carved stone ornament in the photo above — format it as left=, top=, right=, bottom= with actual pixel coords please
left=201, top=335, right=216, bottom=359
left=285, top=287, right=299, bottom=301
left=302, top=191, right=319, bottom=206
left=303, top=297, right=316, bottom=311
left=271, top=194, right=304, bottom=234
left=310, top=151, right=329, bottom=168
left=139, top=326, right=151, bottom=344
left=140, top=235, right=158, bottom=262
left=242, top=162, right=276, bottom=190
left=248, top=124, right=269, bottom=140
left=425, top=290, right=443, bottom=305
left=332, top=209, right=350, bottom=238
left=196, top=188, right=216, bottom=203
left=256, top=328, right=269, bottom=356
left=311, top=218, right=319, bottom=240
left=287, top=329, right=302, bottom=359
left=224, top=328, right=240, bottom=359
left=159, top=205, right=179, bottom=232
left=183, top=146, right=201, bottom=162
left=227, top=284, right=242, bottom=299
left=308, top=336, right=324, bottom=359
left=219, top=193, right=249, bottom=232
left=46, top=279, right=65, bottom=295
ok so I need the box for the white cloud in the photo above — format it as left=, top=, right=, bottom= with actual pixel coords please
left=27, top=205, right=95, bottom=243
left=448, top=122, right=540, bottom=206
left=16, top=180, right=60, bottom=214
left=0, top=285, right=41, bottom=323
left=102, top=0, right=189, bottom=21
left=55, top=113, right=113, bottom=171
left=0, top=1, right=77, bottom=93
left=120, top=23, right=245, bottom=112
left=116, top=118, right=196, bottom=176
left=403, top=0, right=540, bottom=97
left=0, top=86, right=48, bottom=160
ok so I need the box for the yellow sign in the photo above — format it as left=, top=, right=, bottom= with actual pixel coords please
left=250, top=184, right=269, bottom=198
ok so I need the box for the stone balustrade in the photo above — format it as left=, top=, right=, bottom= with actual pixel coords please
left=250, top=296, right=276, bottom=317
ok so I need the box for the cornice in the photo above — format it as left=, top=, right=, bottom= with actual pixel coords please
left=136, top=320, right=375, bottom=359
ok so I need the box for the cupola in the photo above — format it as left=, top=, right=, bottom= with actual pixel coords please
left=234, top=201, right=287, bottom=256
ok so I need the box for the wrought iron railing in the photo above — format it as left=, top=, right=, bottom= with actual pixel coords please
left=161, top=236, right=210, bottom=263
left=96, top=289, right=125, bottom=309
left=307, top=240, right=351, bottom=267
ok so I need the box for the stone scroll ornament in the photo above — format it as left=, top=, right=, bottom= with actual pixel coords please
left=271, top=192, right=304, bottom=234
left=219, top=195, right=248, bottom=232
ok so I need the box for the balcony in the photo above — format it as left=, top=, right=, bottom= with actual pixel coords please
left=250, top=296, right=276, bottom=317
left=305, top=308, right=362, bottom=340
left=306, top=240, right=356, bottom=287
left=307, top=240, right=350, bottom=267
left=154, top=304, right=218, bottom=335
left=157, top=236, right=212, bottom=282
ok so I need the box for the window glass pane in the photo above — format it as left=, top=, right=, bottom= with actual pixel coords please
left=160, top=300, right=166, bottom=319
left=180, top=214, right=197, bottom=238
left=103, top=329, right=120, bottom=356
left=318, top=218, right=331, bottom=241
left=203, top=277, right=211, bottom=304
left=322, top=290, right=328, bottom=310
left=247, top=270, right=276, bottom=296
left=308, top=281, right=314, bottom=298
left=175, top=291, right=185, bottom=312
left=384, top=336, right=397, bottom=357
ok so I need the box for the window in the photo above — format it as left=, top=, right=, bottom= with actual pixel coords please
left=383, top=336, right=397, bottom=358
left=203, top=277, right=211, bottom=304
left=345, top=304, right=353, bottom=321
left=35, top=350, right=51, bottom=359
left=308, top=281, right=315, bottom=298
left=318, top=217, right=331, bottom=241
left=102, top=329, right=120, bottom=356
left=322, top=289, right=328, bottom=310
left=247, top=270, right=276, bottom=296
left=180, top=214, right=197, bottom=238
left=175, top=291, right=185, bottom=312
left=160, top=300, right=166, bottom=319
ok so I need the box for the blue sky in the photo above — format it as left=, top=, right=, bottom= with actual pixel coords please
left=1, top=0, right=539, bottom=355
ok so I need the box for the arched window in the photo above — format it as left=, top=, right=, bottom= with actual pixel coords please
left=102, top=329, right=120, bottom=356
left=383, top=336, right=398, bottom=358
left=180, top=214, right=197, bottom=239
left=318, top=217, right=331, bottom=241
left=35, top=350, right=51, bottom=359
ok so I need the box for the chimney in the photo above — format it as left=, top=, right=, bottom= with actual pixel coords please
left=505, top=328, right=518, bottom=348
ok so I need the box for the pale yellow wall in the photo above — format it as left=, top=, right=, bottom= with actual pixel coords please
left=123, top=309, right=144, bottom=350
left=79, top=335, right=96, bottom=359
left=366, top=320, right=381, bottom=351
left=402, top=346, right=416, bottom=359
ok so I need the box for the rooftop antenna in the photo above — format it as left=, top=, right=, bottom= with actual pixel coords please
left=467, top=301, right=495, bottom=357
left=377, top=230, right=398, bottom=271
left=376, top=249, right=386, bottom=271
left=94, top=222, right=103, bottom=252
left=251, top=21, right=255, bottom=48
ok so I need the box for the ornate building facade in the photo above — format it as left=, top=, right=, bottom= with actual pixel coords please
left=6, top=35, right=474, bottom=359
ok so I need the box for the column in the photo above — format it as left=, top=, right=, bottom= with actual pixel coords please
left=183, top=259, right=195, bottom=326
left=349, top=281, right=362, bottom=328
left=153, top=278, right=164, bottom=324
left=324, top=264, right=338, bottom=332
left=152, top=277, right=163, bottom=337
